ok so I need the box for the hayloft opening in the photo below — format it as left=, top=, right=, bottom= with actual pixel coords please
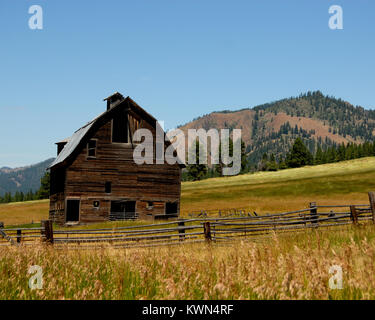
left=112, top=109, right=129, bottom=143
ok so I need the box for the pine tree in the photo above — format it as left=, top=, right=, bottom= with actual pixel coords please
left=240, top=139, right=248, bottom=173
left=267, top=153, right=278, bottom=171
left=286, top=138, right=313, bottom=168
left=37, top=171, right=50, bottom=199
left=315, top=145, right=323, bottom=164
left=187, top=140, right=208, bottom=181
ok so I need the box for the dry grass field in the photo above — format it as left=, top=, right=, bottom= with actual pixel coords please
left=1, top=224, right=375, bottom=299
left=1, top=157, right=375, bottom=300
left=0, top=199, right=49, bottom=226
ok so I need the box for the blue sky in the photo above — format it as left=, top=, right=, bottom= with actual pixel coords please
left=0, top=0, right=374, bottom=167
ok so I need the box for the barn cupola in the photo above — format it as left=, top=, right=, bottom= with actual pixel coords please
left=104, top=92, right=124, bottom=111
left=55, top=137, right=70, bottom=156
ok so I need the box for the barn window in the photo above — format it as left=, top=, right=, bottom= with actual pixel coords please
left=112, top=109, right=129, bottom=143
left=87, top=139, right=97, bottom=158
left=165, top=202, right=178, bottom=215
left=93, top=201, right=100, bottom=208
left=110, top=200, right=137, bottom=219
left=146, top=201, right=154, bottom=210
left=105, top=182, right=112, bottom=194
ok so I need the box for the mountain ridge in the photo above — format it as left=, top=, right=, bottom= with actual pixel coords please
left=178, top=91, right=375, bottom=166
left=0, top=158, right=55, bottom=196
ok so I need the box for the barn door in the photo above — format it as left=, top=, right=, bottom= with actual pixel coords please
left=165, top=202, right=178, bottom=215
left=66, top=199, right=80, bottom=222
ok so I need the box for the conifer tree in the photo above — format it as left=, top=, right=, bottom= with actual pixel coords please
left=286, top=138, right=313, bottom=168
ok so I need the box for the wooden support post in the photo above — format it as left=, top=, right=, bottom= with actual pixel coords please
left=204, top=222, right=212, bottom=242
left=41, top=220, right=54, bottom=244
left=309, top=202, right=318, bottom=227
left=17, top=229, right=22, bottom=244
left=178, top=221, right=185, bottom=242
left=368, top=192, right=375, bottom=224
left=350, top=205, right=358, bottom=225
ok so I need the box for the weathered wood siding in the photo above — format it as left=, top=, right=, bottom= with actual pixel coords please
left=49, top=192, right=65, bottom=224
left=50, top=107, right=181, bottom=224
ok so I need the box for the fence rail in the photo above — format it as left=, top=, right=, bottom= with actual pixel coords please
left=1, top=192, right=375, bottom=249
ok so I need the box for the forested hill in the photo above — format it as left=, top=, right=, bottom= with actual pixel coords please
left=179, top=91, right=375, bottom=165
left=0, top=158, right=54, bottom=196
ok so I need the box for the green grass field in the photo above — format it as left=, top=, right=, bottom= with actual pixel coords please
left=181, top=157, right=375, bottom=214
left=1, top=157, right=375, bottom=226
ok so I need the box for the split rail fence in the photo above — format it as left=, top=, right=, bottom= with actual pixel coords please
left=1, top=192, right=375, bottom=249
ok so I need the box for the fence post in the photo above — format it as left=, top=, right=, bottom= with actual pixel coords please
left=368, top=192, right=375, bottom=224
left=350, top=205, right=358, bottom=225
left=17, top=229, right=22, bottom=244
left=178, top=221, right=185, bottom=242
left=41, top=220, right=54, bottom=244
left=204, top=222, right=212, bottom=242
left=309, top=202, right=318, bottom=227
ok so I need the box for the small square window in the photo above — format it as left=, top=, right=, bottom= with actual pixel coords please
left=93, top=201, right=100, bottom=208
left=105, top=182, right=112, bottom=194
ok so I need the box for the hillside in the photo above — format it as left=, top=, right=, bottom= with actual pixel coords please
left=181, top=157, right=375, bottom=214
left=0, top=158, right=54, bottom=196
left=179, top=91, right=375, bottom=165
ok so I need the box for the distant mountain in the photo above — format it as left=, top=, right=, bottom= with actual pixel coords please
left=178, top=91, right=375, bottom=165
left=0, top=158, right=55, bottom=196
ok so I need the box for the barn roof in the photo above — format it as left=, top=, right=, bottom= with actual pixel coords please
left=48, top=118, right=97, bottom=169
left=49, top=95, right=185, bottom=169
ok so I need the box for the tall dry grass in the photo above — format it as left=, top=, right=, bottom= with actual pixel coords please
left=1, top=224, right=375, bottom=300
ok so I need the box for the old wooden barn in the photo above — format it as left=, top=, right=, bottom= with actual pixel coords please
left=48, top=92, right=184, bottom=225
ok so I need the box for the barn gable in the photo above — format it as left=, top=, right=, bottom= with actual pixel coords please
left=49, top=93, right=183, bottom=225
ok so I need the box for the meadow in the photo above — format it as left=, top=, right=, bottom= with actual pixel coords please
left=181, top=157, right=375, bottom=214
left=1, top=157, right=375, bottom=226
left=1, top=157, right=375, bottom=300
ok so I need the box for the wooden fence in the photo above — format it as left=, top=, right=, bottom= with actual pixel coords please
left=1, top=192, right=375, bottom=249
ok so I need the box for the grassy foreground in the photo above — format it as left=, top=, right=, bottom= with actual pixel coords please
left=1, top=224, right=375, bottom=299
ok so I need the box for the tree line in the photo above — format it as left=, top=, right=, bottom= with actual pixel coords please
left=183, top=137, right=375, bottom=181
left=0, top=172, right=50, bottom=204
left=257, top=138, right=375, bottom=171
